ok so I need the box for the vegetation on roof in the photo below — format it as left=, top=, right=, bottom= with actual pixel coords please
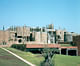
left=60, top=44, right=73, bottom=47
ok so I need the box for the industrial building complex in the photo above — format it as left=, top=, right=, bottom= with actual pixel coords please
left=0, top=24, right=80, bottom=56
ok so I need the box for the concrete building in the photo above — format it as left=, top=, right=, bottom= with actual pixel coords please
left=35, top=32, right=41, bottom=43
left=15, top=26, right=30, bottom=44
left=8, top=31, right=16, bottom=44
left=0, top=24, right=79, bottom=56
left=26, top=44, right=78, bottom=56
left=64, top=32, right=73, bottom=42
left=47, top=29, right=55, bottom=44
left=0, top=26, right=31, bottom=45
left=55, top=29, right=65, bottom=43
left=0, top=24, right=77, bottom=46
left=0, top=30, right=9, bottom=45
left=40, top=32, right=47, bottom=43
left=32, top=32, right=47, bottom=44
left=71, top=32, right=79, bottom=36
left=46, top=24, right=56, bottom=44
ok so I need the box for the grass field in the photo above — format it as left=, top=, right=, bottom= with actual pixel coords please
left=6, top=48, right=44, bottom=66
left=6, top=48, right=80, bottom=66
left=53, top=55, right=80, bottom=66
left=0, top=48, right=29, bottom=66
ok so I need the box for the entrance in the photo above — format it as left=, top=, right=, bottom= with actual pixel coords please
left=68, top=50, right=76, bottom=56
left=61, top=49, right=66, bottom=55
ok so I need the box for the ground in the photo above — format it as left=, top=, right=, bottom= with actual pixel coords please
left=6, top=48, right=44, bottom=66
left=0, top=48, right=29, bottom=66
left=53, top=54, right=80, bottom=66
left=6, top=48, right=80, bottom=66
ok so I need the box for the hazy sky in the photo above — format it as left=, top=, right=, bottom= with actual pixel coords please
left=0, top=0, right=80, bottom=33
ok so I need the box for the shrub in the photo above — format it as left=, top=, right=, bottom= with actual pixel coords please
left=11, top=44, right=26, bottom=51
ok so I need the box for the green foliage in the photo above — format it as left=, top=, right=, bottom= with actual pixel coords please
left=41, top=48, right=59, bottom=66
left=61, top=44, right=72, bottom=47
left=11, top=44, right=26, bottom=51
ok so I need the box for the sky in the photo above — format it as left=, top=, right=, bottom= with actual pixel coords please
left=0, top=0, right=80, bottom=33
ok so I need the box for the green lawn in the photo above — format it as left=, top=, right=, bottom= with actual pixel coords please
left=6, top=48, right=80, bottom=66
left=6, top=48, right=44, bottom=66
left=0, top=48, right=29, bottom=66
left=60, top=44, right=72, bottom=47
left=53, top=54, right=80, bottom=66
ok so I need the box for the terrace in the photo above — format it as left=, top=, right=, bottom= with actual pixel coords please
left=26, top=44, right=78, bottom=56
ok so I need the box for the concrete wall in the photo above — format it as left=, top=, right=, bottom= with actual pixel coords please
left=41, top=32, right=47, bottom=43
left=16, top=26, right=30, bottom=36
left=0, top=30, right=9, bottom=44
left=64, top=32, right=73, bottom=42
left=56, top=30, right=65, bottom=42
left=34, top=32, right=47, bottom=43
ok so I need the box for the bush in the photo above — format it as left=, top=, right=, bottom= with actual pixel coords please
left=11, top=44, right=26, bottom=51
left=70, top=42, right=77, bottom=46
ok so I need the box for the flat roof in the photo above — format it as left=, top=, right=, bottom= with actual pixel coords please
left=61, top=46, right=78, bottom=49
left=26, top=44, right=60, bottom=48
left=26, top=44, right=78, bottom=49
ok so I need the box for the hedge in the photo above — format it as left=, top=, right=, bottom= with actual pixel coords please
left=11, top=44, right=26, bottom=51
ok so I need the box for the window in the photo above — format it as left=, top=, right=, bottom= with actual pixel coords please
left=18, top=39, right=22, bottom=43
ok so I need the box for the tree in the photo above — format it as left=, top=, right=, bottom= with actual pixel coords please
left=40, top=47, right=59, bottom=66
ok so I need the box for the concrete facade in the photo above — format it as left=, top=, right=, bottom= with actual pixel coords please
left=0, top=24, right=79, bottom=46
left=56, top=30, right=65, bottom=42
left=64, top=32, right=73, bottom=42
left=0, top=30, right=9, bottom=45
left=0, top=24, right=79, bottom=56
left=33, top=32, right=47, bottom=44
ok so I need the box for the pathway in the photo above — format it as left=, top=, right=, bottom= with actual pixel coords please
left=1, top=48, right=36, bottom=66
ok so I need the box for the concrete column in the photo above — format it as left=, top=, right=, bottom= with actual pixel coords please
left=59, top=48, right=61, bottom=54
left=66, top=49, right=68, bottom=55
left=76, top=49, right=78, bottom=56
